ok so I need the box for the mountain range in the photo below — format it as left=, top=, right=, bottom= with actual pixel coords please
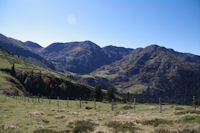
left=0, top=33, right=199, bottom=103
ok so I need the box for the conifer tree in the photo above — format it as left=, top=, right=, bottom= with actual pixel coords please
left=11, top=63, right=16, bottom=76
left=92, top=84, right=103, bottom=101
left=106, top=85, right=115, bottom=102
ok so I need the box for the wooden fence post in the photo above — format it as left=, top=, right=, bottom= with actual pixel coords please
left=193, top=96, right=196, bottom=110
left=41, top=97, right=43, bottom=104
left=80, top=97, right=82, bottom=108
left=94, top=98, right=96, bottom=110
left=133, top=98, right=136, bottom=112
left=49, top=96, right=51, bottom=104
left=159, top=97, right=162, bottom=113
left=111, top=99, right=114, bottom=111
left=67, top=97, right=69, bottom=107
left=57, top=96, right=60, bottom=111
left=38, top=96, right=40, bottom=103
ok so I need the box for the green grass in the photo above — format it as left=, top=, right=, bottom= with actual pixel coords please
left=181, top=115, right=200, bottom=124
left=0, top=95, right=199, bottom=133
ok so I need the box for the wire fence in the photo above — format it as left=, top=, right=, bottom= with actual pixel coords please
left=5, top=95, right=198, bottom=113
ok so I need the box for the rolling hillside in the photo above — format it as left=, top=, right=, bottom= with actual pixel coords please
left=0, top=34, right=55, bottom=70
left=0, top=46, right=94, bottom=97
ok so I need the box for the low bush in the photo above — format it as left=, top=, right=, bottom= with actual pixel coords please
left=34, top=129, right=70, bottom=133
left=121, top=105, right=133, bottom=110
left=68, top=120, right=97, bottom=133
left=181, top=115, right=200, bottom=124
left=141, top=119, right=173, bottom=127
left=155, top=128, right=197, bottom=133
left=175, top=110, right=200, bottom=115
left=105, top=121, right=138, bottom=132
left=175, top=107, right=184, bottom=110
left=85, top=106, right=93, bottom=110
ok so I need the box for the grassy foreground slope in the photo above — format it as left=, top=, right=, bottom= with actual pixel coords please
left=0, top=95, right=200, bottom=133
left=0, top=47, right=93, bottom=97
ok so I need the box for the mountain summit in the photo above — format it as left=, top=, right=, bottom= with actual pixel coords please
left=39, top=41, right=132, bottom=74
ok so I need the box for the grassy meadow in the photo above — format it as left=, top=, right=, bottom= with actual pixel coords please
left=0, top=95, right=200, bottom=133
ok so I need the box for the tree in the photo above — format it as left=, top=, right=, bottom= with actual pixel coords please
left=11, top=63, right=16, bottom=76
left=91, top=84, right=103, bottom=101
left=106, top=85, right=115, bottom=102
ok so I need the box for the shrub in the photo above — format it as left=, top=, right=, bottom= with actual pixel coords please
left=105, top=121, right=138, bottom=132
left=183, top=110, right=200, bottom=114
left=85, top=106, right=93, bottom=110
left=68, top=120, right=97, bottom=133
left=175, top=110, right=200, bottom=115
left=34, top=129, right=55, bottom=133
left=121, top=105, right=133, bottom=110
left=141, top=119, right=173, bottom=127
left=175, top=107, right=184, bottom=110
left=155, top=128, right=196, bottom=133
left=181, top=115, right=200, bottom=124
left=34, top=129, right=70, bottom=133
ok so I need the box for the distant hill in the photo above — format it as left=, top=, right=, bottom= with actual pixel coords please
left=39, top=41, right=132, bottom=74
left=91, top=45, right=200, bottom=103
left=0, top=46, right=94, bottom=97
left=24, top=41, right=43, bottom=53
left=0, top=34, right=55, bottom=70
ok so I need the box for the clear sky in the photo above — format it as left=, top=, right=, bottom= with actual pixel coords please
left=0, top=0, right=200, bottom=55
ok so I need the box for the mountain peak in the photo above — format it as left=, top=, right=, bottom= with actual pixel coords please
left=83, top=40, right=94, bottom=44
left=24, top=41, right=42, bottom=48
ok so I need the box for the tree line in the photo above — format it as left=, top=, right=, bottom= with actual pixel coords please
left=10, top=64, right=116, bottom=101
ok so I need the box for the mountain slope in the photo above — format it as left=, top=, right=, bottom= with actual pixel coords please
left=0, top=34, right=55, bottom=70
left=102, top=45, right=133, bottom=62
left=0, top=46, right=94, bottom=97
left=40, top=41, right=132, bottom=74
left=24, top=41, right=43, bottom=53
left=91, top=45, right=200, bottom=103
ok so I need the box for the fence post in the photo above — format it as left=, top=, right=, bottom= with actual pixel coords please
left=49, top=96, right=51, bottom=104
left=159, top=97, right=162, bottom=113
left=133, top=98, right=136, bottom=112
left=193, top=96, right=196, bottom=110
left=57, top=96, right=60, bottom=111
left=80, top=97, right=82, bottom=108
left=41, top=97, right=43, bottom=104
left=111, top=99, right=114, bottom=111
left=94, top=98, right=96, bottom=110
left=67, top=97, right=69, bottom=107
left=38, top=96, right=40, bottom=103
left=31, top=96, right=33, bottom=103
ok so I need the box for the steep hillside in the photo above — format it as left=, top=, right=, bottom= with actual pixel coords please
left=0, top=34, right=55, bottom=70
left=24, top=41, right=43, bottom=53
left=91, top=45, right=200, bottom=103
left=102, top=45, right=133, bottom=62
left=0, top=46, right=93, bottom=97
left=40, top=41, right=132, bottom=74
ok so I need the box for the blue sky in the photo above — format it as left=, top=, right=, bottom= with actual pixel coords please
left=0, top=0, right=200, bottom=55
